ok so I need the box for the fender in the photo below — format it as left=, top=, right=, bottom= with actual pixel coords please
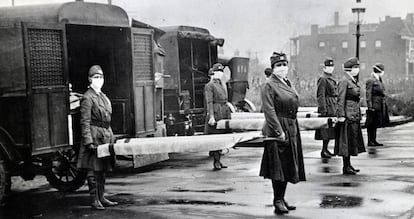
left=243, top=99, right=256, bottom=112
left=0, top=126, right=23, bottom=163
left=226, top=102, right=236, bottom=113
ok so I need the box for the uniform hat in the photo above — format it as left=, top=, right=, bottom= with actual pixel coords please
left=373, top=63, right=384, bottom=72
left=324, top=58, right=334, bottom=67
left=211, top=63, right=224, bottom=72
left=88, top=65, right=104, bottom=77
left=343, top=57, right=360, bottom=69
left=270, top=52, right=288, bottom=67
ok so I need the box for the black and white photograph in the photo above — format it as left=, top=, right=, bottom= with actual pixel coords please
left=0, top=0, right=414, bottom=218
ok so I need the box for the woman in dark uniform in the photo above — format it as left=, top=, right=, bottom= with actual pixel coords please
left=77, top=65, right=118, bottom=210
left=204, top=63, right=231, bottom=170
left=335, top=57, right=366, bottom=175
left=315, top=58, right=338, bottom=158
left=260, top=52, right=306, bottom=215
left=365, top=63, right=390, bottom=146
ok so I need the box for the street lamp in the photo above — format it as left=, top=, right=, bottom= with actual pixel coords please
left=352, top=2, right=366, bottom=59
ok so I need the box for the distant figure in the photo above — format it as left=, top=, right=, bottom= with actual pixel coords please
left=365, top=63, right=390, bottom=146
left=315, top=58, right=338, bottom=159
left=77, top=65, right=118, bottom=210
left=260, top=52, right=305, bottom=215
left=335, top=57, right=366, bottom=175
left=204, top=63, right=231, bottom=170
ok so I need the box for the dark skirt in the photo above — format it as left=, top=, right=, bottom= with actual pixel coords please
left=365, top=102, right=390, bottom=128
left=77, top=126, right=114, bottom=172
left=259, top=120, right=306, bottom=183
left=314, top=127, right=336, bottom=140
left=334, top=121, right=365, bottom=157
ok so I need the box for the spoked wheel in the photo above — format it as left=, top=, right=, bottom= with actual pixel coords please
left=44, top=149, right=86, bottom=192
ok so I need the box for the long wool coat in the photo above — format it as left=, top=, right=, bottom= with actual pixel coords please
left=315, top=73, right=338, bottom=140
left=365, top=74, right=390, bottom=128
left=77, top=88, right=114, bottom=171
left=334, top=73, right=365, bottom=157
left=259, top=74, right=306, bottom=183
left=204, top=79, right=231, bottom=135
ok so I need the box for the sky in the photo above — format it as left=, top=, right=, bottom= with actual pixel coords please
left=1, top=0, right=413, bottom=63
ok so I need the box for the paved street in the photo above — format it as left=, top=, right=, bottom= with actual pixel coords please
left=1, top=122, right=414, bottom=218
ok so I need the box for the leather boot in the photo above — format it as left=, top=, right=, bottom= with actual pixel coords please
left=349, top=159, right=360, bottom=173
left=372, top=129, right=383, bottom=146
left=274, top=200, right=289, bottom=214
left=87, top=176, right=104, bottom=210
left=283, top=199, right=296, bottom=211
left=349, top=165, right=360, bottom=173
left=96, top=172, right=118, bottom=207
left=321, top=150, right=332, bottom=159
left=272, top=180, right=289, bottom=214
left=367, top=127, right=376, bottom=146
left=321, top=140, right=334, bottom=158
left=280, top=182, right=296, bottom=210
left=212, top=151, right=221, bottom=170
left=342, top=157, right=356, bottom=175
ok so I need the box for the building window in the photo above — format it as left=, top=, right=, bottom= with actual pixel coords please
left=409, top=63, right=414, bottom=76
left=375, top=40, right=382, bottom=48
left=319, top=41, right=325, bottom=48
left=291, top=39, right=299, bottom=56
left=360, top=62, right=366, bottom=70
left=360, top=40, right=367, bottom=48
left=342, top=41, right=348, bottom=48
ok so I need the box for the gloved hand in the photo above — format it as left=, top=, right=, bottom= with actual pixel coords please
left=368, top=107, right=375, bottom=112
left=275, top=131, right=286, bottom=142
left=208, top=116, right=216, bottom=126
left=337, top=117, right=346, bottom=123
left=86, top=143, right=98, bottom=152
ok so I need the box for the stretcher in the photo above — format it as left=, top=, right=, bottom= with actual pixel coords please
left=216, top=117, right=334, bottom=131
left=97, top=131, right=270, bottom=158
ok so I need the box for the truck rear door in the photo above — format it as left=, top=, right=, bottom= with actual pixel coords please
left=130, top=27, right=156, bottom=136
left=22, top=23, right=69, bottom=155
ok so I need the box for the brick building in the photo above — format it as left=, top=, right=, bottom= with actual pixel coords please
left=290, top=12, right=414, bottom=84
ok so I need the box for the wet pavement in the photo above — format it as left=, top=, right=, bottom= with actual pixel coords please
left=1, top=122, right=414, bottom=218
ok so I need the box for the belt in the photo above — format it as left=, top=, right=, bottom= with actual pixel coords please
left=91, top=120, right=111, bottom=129
left=345, top=96, right=360, bottom=102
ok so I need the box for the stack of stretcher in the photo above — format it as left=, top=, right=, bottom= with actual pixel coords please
left=97, top=112, right=335, bottom=159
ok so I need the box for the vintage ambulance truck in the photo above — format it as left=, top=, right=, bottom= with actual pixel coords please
left=0, top=2, right=164, bottom=202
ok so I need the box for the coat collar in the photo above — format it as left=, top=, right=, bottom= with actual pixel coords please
left=87, top=88, right=111, bottom=111
left=371, top=72, right=381, bottom=82
left=269, top=74, right=298, bottom=96
left=344, top=71, right=358, bottom=85
left=322, top=72, right=335, bottom=80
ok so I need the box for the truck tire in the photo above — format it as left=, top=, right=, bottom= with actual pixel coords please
left=44, top=149, right=87, bottom=192
left=0, top=160, right=11, bottom=205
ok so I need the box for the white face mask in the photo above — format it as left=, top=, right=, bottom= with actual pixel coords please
left=349, top=68, right=360, bottom=77
left=212, top=71, right=223, bottom=80
left=324, top=66, right=334, bottom=74
left=90, top=78, right=104, bottom=91
left=273, top=66, right=289, bottom=79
